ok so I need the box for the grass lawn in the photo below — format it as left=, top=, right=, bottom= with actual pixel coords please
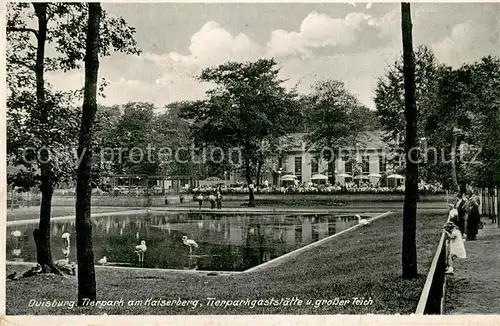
left=6, top=206, right=139, bottom=222
left=6, top=211, right=446, bottom=315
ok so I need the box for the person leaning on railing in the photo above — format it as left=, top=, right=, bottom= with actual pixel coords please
left=443, top=221, right=467, bottom=275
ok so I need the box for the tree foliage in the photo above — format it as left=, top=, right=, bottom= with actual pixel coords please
left=104, top=102, right=158, bottom=175
left=6, top=2, right=141, bottom=191
left=460, top=56, right=500, bottom=188
left=6, top=2, right=140, bottom=274
left=181, top=58, right=301, bottom=205
left=375, top=42, right=500, bottom=189
left=303, top=79, right=371, bottom=161
left=375, top=45, right=439, bottom=146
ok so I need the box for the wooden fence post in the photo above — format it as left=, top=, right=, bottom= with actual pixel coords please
left=482, top=188, right=486, bottom=215
left=495, top=187, right=499, bottom=225
left=487, top=188, right=492, bottom=220
left=497, top=188, right=500, bottom=227
left=491, top=188, right=495, bottom=221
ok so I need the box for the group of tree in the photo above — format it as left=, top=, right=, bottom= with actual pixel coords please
left=375, top=46, right=500, bottom=192
left=384, top=2, right=498, bottom=279
left=96, top=101, right=196, bottom=180
left=6, top=2, right=139, bottom=304
left=179, top=59, right=375, bottom=206
left=75, top=60, right=377, bottom=207
left=10, top=1, right=497, bottom=296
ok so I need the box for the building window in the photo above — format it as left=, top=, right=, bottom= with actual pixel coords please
left=294, top=156, right=302, bottom=175
left=342, top=156, right=353, bottom=174
left=379, top=155, right=387, bottom=173
left=362, top=156, right=370, bottom=174
left=311, top=157, right=318, bottom=174
left=328, top=161, right=335, bottom=176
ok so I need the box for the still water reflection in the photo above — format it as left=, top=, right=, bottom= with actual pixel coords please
left=6, top=212, right=361, bottom=272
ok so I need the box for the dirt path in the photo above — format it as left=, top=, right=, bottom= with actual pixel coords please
left=445, top=221, right=500, bottom=314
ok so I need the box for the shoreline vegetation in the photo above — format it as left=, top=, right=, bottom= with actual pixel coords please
left=6, top=211, right=445, bottom=315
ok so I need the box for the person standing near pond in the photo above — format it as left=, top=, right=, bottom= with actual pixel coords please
left=465, top=189, right=481, bottom=241
left=208, top=192, right=216, bottom=209
left=196, top=193, right=203, bottom=209
left=216, top=191, right=223, bottom=209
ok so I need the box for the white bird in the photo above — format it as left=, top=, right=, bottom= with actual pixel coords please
left=182, top=236, right=198, bottom=254
left=135, top=240, right=147, bottom=252
left=98, top=256, right=107, bottom=265
left=11, top=230, right=21, bottom=248
left=366, top=2, right=372, bottom=9
left=61, top=233, right=71, bottom=257
left=134, top=240, right=147, bottom=265
left=355, top=214, right=370, bottom=225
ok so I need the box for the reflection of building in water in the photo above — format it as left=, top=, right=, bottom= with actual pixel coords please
left=106, top=216, right=112, bottom=234
left=317, top=221, right=329, bottom=239
left=52, top=225, right=59, bottom=236
left=285, top=226, right=295, bottom=244
left=336, top=217, right=350, bottom=233
left=295, top=223, right=302, bottom=243
left=301, top=218, right=312, bottom=244
left=260, top=224, right=273, bottom=238
left=328, top=219, right=336, bottom=235
left=229, top=221, right=244, bottom=244
left=263, top=251, right=271, bottom=262
left=208, top=221, right=217, bottom=231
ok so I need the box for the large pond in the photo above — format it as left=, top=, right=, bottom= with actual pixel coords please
left=6, top=212, right=371, bottom=272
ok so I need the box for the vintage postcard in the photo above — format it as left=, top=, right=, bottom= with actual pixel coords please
left=2, top=1, right=499, bottom=325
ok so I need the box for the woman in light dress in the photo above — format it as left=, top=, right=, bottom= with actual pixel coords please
left=443, top=221, right=466, bottom=274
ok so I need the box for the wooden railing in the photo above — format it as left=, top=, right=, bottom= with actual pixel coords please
left=415, top=214, right=450, bottom=315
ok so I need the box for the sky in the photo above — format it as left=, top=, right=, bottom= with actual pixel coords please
left=45, top=2, right=500, bottom=111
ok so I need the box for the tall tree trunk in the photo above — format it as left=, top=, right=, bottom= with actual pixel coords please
left=401, top=2, right=418, bottom=279
left=76, top=2, right=101, bottom=305
left=256, top=160, right=262, bottom=186
left=244, top=157, right=255, bottom=207
left=32, top=2, right=57, bottom=273
left=450, top=132, right=459, bottom=192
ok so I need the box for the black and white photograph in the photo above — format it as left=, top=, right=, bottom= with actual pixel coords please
left=2, top=0, right=500, bottom=322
